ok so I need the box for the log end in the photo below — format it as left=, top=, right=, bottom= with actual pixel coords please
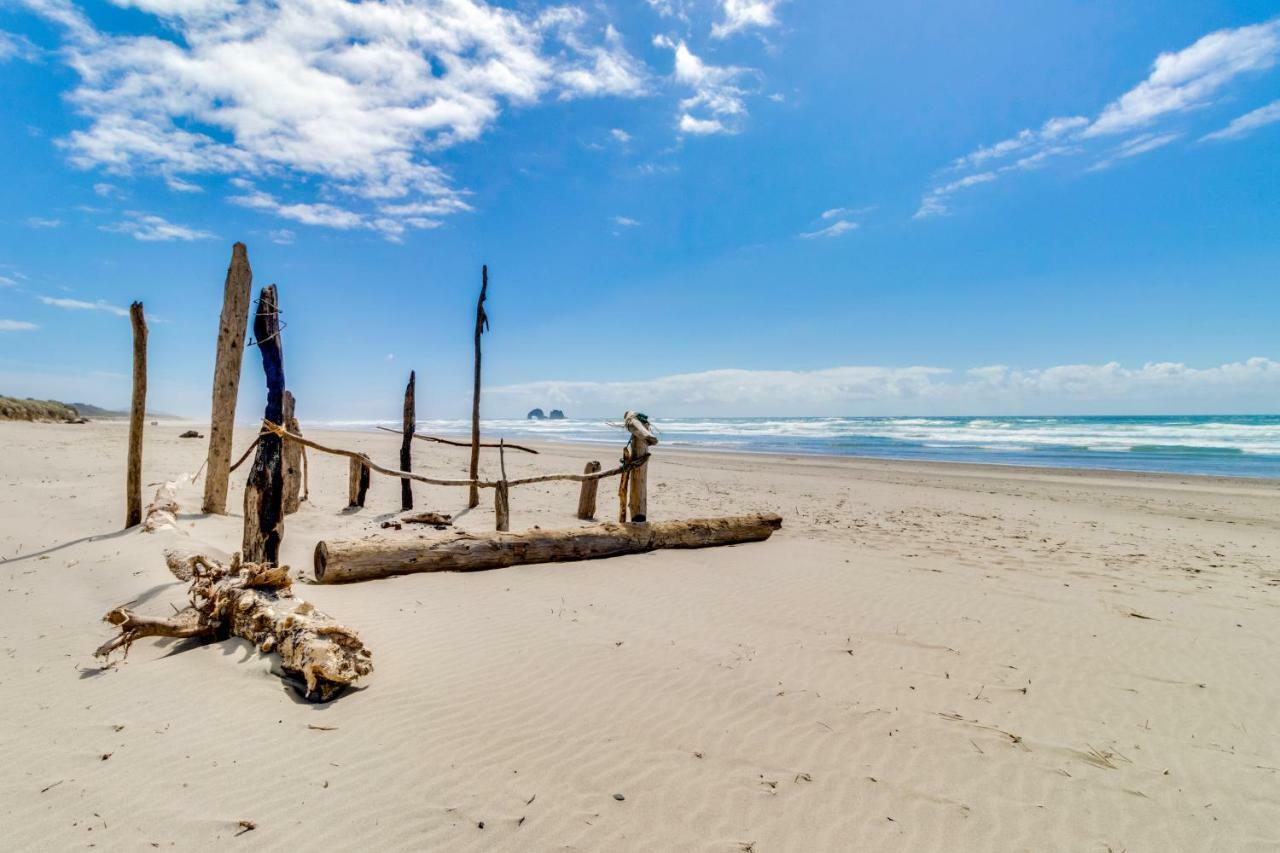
left=314, top=540, right=330, bottom=583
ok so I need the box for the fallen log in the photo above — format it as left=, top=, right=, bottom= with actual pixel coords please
left=96, top=552, right=372, bottom=701
left=314, top=513, right=783, bottom=583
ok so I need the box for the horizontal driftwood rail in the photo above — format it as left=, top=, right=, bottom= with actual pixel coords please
left=374, top=425, right=538, bottom=455
left=262, top=421, right=643, bottom=490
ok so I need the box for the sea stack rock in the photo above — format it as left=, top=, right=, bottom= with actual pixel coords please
left=527, top=408, right=546, bottom=420
left=549, top=409, right=566, bottom=420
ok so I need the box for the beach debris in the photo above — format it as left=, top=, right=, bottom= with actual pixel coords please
left=179, top=430, right=202, bottom=439
left=312, top=514, right=783, bottom=584
left=242, top=284, right=286, bottom=564
left=612, top=793, right=625, bottom=801
left=203, top=243, right=253, bottom=515
left=142, top=474, right=196, bottom=533
left=96, top=551, right=372, bottom=702
left=235, top=820, right=256, bottom=836
left=401, top=512, right=452, bottom=527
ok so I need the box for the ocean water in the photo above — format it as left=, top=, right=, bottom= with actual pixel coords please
left=329, top=415, right=1280, bottom=479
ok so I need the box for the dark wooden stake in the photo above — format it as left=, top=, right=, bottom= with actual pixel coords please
left=468, top=265, right=489, bottom=509
left=576, top=460, right=601, bottom=520
left=400, top=370, right=416, bottom=510
left=125, top=301, right=147, bottom=528
left=202, top=243, right=253, bottom=515
left=242, top=284, right=285, bottom=564
left=282, top=390, right=303, bottom=515
left=494, top=439, right=509, bottom=531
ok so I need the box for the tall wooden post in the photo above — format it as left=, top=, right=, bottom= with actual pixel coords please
left=494, top=439, right=510, bottom=531
left=576, top=460, right=601, bottom=520
left=202, top=243, right=253, bottom=515
left=125, top=301, right=147, bottom=528
left=624, top=411, right=658, bottom=524
left=282, top=390, right=303, bottom=515
left=468, top=265, right=489, bottom=509
left=347, top=458, right=369, bottom=508
left=400, top=371, right=416, bottom=510
left=242, top=285, right=285, bottom=564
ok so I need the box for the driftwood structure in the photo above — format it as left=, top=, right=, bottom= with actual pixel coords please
left=375, top=425, right=537, bottom=454
left=282, top=390, right=303, bottom=514
left=242, top=285, right=285, bottom=563
left=468, top=265, right=489, bottom=508
left=624, top=411, right=657, bottom=523
left=577, top=460, right=602, bottom=519
left=347, top=457, right=370, bottom=508
left=400, top=371, right=415, bottom=510
left=314, top=513, right=782, bottom=583
left=96, top=551, right=372, bottom=701
left=125, top=301, right=147, bottom=528
left=203, top=243, right=253, bottom=515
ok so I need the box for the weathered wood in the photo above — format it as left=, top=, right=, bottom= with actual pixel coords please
left=314, top=513, right=782, bottom=583
left=96, top=552, right=372, bottom=701
left=400, top=371, right=415, bottom=510
left=202, top=243, right=253, bottom=515
left=624, top=411, right=657, bottom=524
left=577, top=460, right=602, bottom=519
left=617, top=445, right=632, bottom=522
left=468, top=265, right=489, bottom=509
left=375, top=425, right=538, bottom=454
left=242, top=285, right=285, bottom=564
left=125, top=301, right=147, bottom=528
left=494, top=439, right=510, bottom=531
left=347, top=457, right=370, bottom=508
left=282, top=391, right=303, bottom=514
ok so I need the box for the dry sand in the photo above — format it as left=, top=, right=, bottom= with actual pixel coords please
left=1, top=419, right=1278, bottom=851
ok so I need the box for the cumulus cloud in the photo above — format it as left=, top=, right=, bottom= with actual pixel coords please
left=21, top=0, right=648, bottom=236
left=101, top=211, right=215, bottom=241
left=712, top=0, right=782, bottom=39
left=38, top=296, right=130, bottom=317
left=0, top=319, right=39, bottom=331
left=655, top=35, right=756, bottom=135
left=918, top=18, right=1280, bottom=218
left=488, top=358, right=1280, bottom=416
left=1201, top=98, right=1280, bottom=141
left=610, top=128, right=632, bottom=143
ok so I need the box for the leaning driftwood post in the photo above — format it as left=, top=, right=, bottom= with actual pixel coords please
left=494, top=439, right=510, bottom=531
left=400, top=371, right=415, bottom=510
left=347, top=457, right=370, bottom=508
left=577, top=460, right=602, bottom=519
left=96, top=552, right=372, bottom=701
left=242, top=285, right=285, bottom=564
left=202, top=243, right=253, bottom=515
left=282, top=390, right=303, bottom=514
left=314, top=513, right=783, bottom=583
left=625, top=411, right=658, bottom=523
left=125, top=301, right=148, bottom=527
left=468, top=265, right=489, bottom=509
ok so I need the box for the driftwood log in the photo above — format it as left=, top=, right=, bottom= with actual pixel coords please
left=576, top=460, right=602, bottom=519
left=125, top=301, right=147, bottom=528
left=468, top=265, right=489, bottom=509
left=96, top=552, right=372, bottom=701
left=314, top=513, right=783, bottom=583
left=202, top=243, right=253, bottom=515
left=375, top=426, right=537, bottom=455
left=400, top=371, right=415, bottom=510
left=242, top=285, right=285, bottom=563
left=282, top=391, right=303, bottom=514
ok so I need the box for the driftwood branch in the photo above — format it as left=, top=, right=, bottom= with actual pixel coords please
left=97, top=552, right=372, bottom=701
left=314, top=513, right=783, bottom=583
left=375, top=426, right=538, bottom=455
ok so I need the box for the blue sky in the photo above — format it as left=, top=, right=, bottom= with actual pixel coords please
left=1, top=0, right=1278, bottom=419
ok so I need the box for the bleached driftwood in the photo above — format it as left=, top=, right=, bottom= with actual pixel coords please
left=624, top=411, right=657, bottom=523
left=203, top=243, right=253, bottom=515
left=97, top=552, right=372, bottom=701
left=314, top=513, right=783, bottom=584
left=576, top=460, right=602, bottom=519
left=141, top=474, right=197, bottom=533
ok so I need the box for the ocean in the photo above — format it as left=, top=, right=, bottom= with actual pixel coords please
left=329, top=415, right=1280, bottom=480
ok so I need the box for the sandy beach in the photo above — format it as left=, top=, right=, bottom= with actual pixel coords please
left=1, top=419, right=1278, bottom=852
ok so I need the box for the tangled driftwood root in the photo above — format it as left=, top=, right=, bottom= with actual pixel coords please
left=97, top=552, right=372, bottom=701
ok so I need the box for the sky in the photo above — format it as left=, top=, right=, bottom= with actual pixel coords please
left=0, top=0, right=1278, bottom=420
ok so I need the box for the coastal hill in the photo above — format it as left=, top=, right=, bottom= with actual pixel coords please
left=0, top=395, right=173, bottom=422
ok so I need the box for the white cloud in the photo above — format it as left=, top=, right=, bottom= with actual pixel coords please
left=914, top=172, right=996, bottom=219
left=610, top=128, right=632, bottom=143
left=93, top=182, right=121, bottom=197
left=800, top=219, right=857, bottom=239
left=1201, top=98, right=1280, bottom=141
left=23, top=0, right=648, bottom=235
left=488, top=357, right=1280, bottom=416
left=0, top=30, right=39, bottom=62
left=268, top=228, right=295, bottom=245
left=101, top=211, right=215, bottom=241
left=712, top=0, right=782, bottom=39
left=26, top=217, right=63, bottom=229
left=612, top=215, right=640, bottom=227
left=920, top=18, right=1280, bottom=218
left=39, top=296, right=130, bottom=317
left=0, top=319, right=39, bottom=331
left=655, top=36, right=756, bottom=135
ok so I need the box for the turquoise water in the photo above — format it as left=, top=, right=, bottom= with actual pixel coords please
left=338, top=415, right=1280, bottom=479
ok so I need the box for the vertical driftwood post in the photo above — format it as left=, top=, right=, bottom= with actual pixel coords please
left=125, top=301, right=147, bottom=528
left=625, top=411, right=658, bottom=524
left=494, top=439, right=510, bottom=531
left=282, top=390, right=303, bottom=515
left=468, top=265, right=489, bottom=509
left=617, top=445, right=632, bottom=523
left=242, top=285, right=285, bottom=564
left=347, top=458, right=369, bottom=508
left=203, top=243, right=253, bottom=515
left=400, top=371, right=416, bottom=510
left=576, top=460, right=601, bottom=520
